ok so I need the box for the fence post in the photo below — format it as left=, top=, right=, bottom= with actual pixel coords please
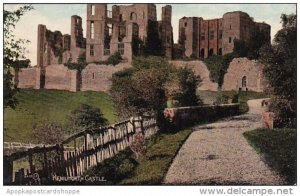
left=3, top=156, right=13, bottom=185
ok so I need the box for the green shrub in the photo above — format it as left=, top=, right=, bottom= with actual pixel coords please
left=107, top=51, right=122, bottom=65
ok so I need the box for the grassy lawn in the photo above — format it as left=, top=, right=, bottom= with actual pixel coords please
left=4, top=89, right=115, bottom=143
left=198, top=90, right=268, bottom=114
left=244, top=128, right=296, bottom=185
left=84, top=129, right=193, bottom=185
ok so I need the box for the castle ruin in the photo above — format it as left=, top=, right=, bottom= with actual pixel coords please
left=178, top=11, right=270, bottom=58
left=17, top=4, right=270, bottom=93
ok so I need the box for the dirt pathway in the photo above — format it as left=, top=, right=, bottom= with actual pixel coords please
left=164, top=99, right=284, bottom=185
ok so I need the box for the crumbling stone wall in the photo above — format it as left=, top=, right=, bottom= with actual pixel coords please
left=170, top=60, right=218, bottom=91
left=222, top=58, right=266, bottom=92
left=17, top=67, right=41, bottom=89
left=81, top=62, right=131, bottom=92
left=37, top=15, right=86, bottom=67
left=44, top=64, right=78, bottom=92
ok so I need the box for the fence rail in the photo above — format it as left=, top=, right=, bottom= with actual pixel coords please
left=3, top=115, right=158, bottom=185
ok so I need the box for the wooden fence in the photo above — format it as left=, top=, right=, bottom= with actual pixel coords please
left=3, top=115, right=158, bottom=185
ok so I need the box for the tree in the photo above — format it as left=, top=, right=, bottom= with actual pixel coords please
left=33, top=122, right=64, bottom=144
left=260, top=14, right=296, bottom=128
left=144, top=20, right=164, bottom=56
left=166, top=67, right=202, bottom=106
left=68, top=104, right=108, bottom=133
left=233, top=28, right=270, bottom=60
left=4, top=5, right=33, bottom=109
left=110, top=56, right=202, bottom=130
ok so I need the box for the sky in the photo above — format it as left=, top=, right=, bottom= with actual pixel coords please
left=4, top=3, right=296, bottom=66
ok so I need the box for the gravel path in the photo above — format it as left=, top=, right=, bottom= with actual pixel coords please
left=164, top=99, right=284, bottom=185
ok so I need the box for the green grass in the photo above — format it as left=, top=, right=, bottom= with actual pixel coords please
left=243, top=128, right=296, bottom=185
left=84, top=129, right=193, bottom=185
left=4, top=89, right=115, bottom=143
left=198, top=90, right=268, bottom=114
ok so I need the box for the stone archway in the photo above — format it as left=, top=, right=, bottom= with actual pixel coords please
left=242, top=76, right=247, bottom=87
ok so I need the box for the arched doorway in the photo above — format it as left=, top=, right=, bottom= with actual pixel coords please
left=208, top=49, right=214, bottom=57
left=218, top=48, right=222, bottom=55
left=200, top=48, right=205, bottom=58
left=242, top=76, right=247, bottom=87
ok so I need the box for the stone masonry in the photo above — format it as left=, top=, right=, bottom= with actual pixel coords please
left=37, top=16, right=86, bottom=67
left=81, top=63, right=131, bottom=92
left=86, top=4, right=173, bottom=63
left=178, top=11, right=270, bottom=58
left=222, top=57, right=266, bottom=92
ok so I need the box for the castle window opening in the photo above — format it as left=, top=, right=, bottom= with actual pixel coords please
left=130, top=12, right=137, bottom=20
left=107, top=23, right=113, bottom=37
left=184, top=22, right=187, bottom=27
left=209, top=31, right=214, bottom=40
left=90, top=45, right=94, bottom=56
left=118, top=43, right=124, bottom=55
left=90, top=21, right=95, bottom=39
left=219, top=30, right=222, bottom=39
left=119, top=14, right=123, bottom=21
left=229, top=37, right=232, bottom=43
left=201, top=32, right=205, bottom=40
left=92, top=73, right=95, bottom=79
left=91, top=5, right=95, bottom=15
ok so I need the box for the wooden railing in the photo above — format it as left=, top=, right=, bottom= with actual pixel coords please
left=3, top=115, right=158, bottom=185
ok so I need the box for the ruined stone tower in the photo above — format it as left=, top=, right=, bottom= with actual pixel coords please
left=178, top=11, right=270, bottom=58
left=85, top=3, right=173, bottom=63
left=159, top=5, right=173, bottom=59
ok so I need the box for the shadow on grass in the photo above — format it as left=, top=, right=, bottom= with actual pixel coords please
left=244, top=128, right=296, bottom=185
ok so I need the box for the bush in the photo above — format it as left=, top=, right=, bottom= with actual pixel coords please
left=33, top=122, right=64, bottom=144
left=111, top=56, right=202, bottom=131
left=260, top=14, right=296, bottom=128
left=107, top=51, right=122, bottom=65
left=68, top=104, right=108, bottom=134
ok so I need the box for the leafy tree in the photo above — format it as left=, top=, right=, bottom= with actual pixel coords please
left=4, top=5, right=33, bottom=109
left=144, top=20, right=164, bottom=56
left=33, top=122, right=64, bottom=144
left=68, top=104, right=109, bottom=133
left=233, top=28, right=270, bottom=60
left=204, top=53, right=235, bottom=87
left=110, top=56, right=202, bottom=130
left=260, top=14, right=296, bottom=128
left=107, top=51, right=122, bottom=65
left=167, top=67, right=202, bottom=106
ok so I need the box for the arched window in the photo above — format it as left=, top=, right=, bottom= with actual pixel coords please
left=242, top=76, right=247, bottom=87
left=130, top=12, right=137, bottom=20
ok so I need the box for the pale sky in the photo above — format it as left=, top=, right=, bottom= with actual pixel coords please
left=4, top=4, right=296, bottom=66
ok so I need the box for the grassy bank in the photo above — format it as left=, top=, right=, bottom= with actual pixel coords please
left=243, top=128, right=296, bottom=185
left=84, top=129, right=193, bottom=185
left=4, top=89, right=115, bottom=143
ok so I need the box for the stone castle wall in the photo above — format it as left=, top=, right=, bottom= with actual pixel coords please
left=222, top=57, right=266, bottom=92
left=81, top=63, right=131, bottom=92
left=170, top=60, right=218, bottom=91
left=17, top=67, right=41, bottom=89
left=44, top=64, right=78, bottom=92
